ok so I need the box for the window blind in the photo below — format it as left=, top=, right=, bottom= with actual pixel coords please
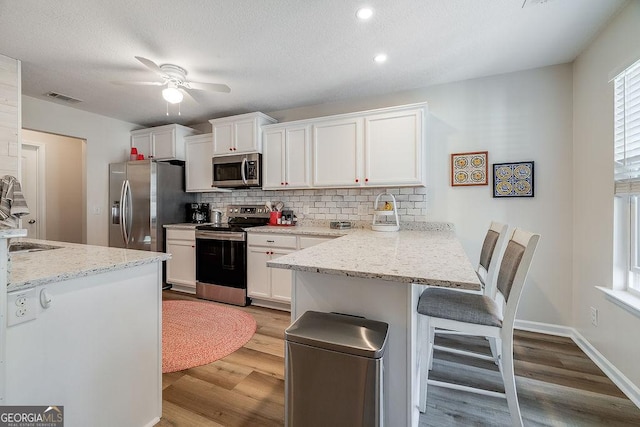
left=615, top=59, right=640, bottom=195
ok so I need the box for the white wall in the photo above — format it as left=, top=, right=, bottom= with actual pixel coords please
left=268, top=64, right=574, bottom=326
left=21, top=96, right=137, bottom=246
left=573, top=1, right=640, bottom=387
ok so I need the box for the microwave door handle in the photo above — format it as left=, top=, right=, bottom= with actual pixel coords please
left=241, top=157, right=248, bottom=185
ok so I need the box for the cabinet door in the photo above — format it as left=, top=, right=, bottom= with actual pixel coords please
left=234, top=119, right=258, bottom=153
left=166, top=240, right=196, bottom=288
left=313, top=117, right=362, bottom=187
left=285, top=126, right=311, bottom=188
left=131, top=133, right=152, bottom=159
left=364, top=109, right=424, bottom=186
left=152, top=127, right=176, bottom=160
left=247, top=247, right=271, bottom=299
left=299, top=235, right=335, bottom=249
left=212, top=122, right=234, bottom=155
left=185, top=136, right=213, bottom=192
left=270, top=248, right=294, bottom=301
left=263, top=129, right=286, bottom=189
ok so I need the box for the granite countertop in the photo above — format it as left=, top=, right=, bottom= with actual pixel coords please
left=247, top=225, right=355, bottom=237
left=7, top=238, right=169, bottom=292
left=267, top=229, right=481, bottom=290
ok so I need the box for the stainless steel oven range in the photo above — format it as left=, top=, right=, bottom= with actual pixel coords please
left=195, top=204, right=270, bottom=306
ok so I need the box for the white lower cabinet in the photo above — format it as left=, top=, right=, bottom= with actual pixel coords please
left=165, top=229, right=196, bottom=293
left=247, top=232, right=337, bottom=309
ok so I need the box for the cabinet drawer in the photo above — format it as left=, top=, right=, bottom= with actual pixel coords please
left=299, top=235, right=335, bottom=249
left=166, top=229, right=196, bottom=241
left=248, top=233, right=297, bottom=249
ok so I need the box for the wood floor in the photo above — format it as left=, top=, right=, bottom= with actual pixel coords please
left=158, top=290, right=640, bottom=426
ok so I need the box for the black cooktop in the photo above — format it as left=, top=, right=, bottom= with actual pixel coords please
left=196, top=217, right=269, bottom=232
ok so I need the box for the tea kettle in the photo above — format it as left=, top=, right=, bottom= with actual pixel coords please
left=211, top=209, right=223, bottom=224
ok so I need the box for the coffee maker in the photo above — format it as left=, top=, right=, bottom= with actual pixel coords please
left=187, top=203, right=210, bottom=223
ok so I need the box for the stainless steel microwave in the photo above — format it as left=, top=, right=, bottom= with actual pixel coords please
left=212, top=153, right=262, bottom=188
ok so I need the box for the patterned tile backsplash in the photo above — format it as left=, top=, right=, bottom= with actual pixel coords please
left=199, top=187, right=428, bottom=223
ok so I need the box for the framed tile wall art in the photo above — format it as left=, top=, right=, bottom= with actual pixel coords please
left=451, top=151, right=488, bottom=186
left=493, top=161, right=535, bottom=197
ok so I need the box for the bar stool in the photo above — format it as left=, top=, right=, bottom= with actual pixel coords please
left=417, top=228, right=540, bottom=427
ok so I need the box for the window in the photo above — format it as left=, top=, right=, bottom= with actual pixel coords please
left=614, top=58, right=640, bottom=297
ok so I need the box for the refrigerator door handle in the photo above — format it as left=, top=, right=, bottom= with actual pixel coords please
left=241, top=157, right=248, bottom=185
left=120, top=179, right=133, bottom=244
left=126, top=179, right=133, bottom=243
left=119, top=180, right=127, bottom=245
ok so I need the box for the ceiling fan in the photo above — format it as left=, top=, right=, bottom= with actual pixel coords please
left=114, top=56, right=231, bottom=104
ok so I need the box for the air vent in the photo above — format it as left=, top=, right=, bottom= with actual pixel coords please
left=522, top=0, right=555, bottom=7
left=44, top=91, right=82, bottom=104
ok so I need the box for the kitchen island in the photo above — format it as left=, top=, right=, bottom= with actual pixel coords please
left=268, top=228, right=480, bottom=427
left=1, top=237, right=168, bottom=427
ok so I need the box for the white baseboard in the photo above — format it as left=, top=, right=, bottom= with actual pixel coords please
left=515, top=320, right=640, bottom=409
left=143, top=417, right=160, bottom=427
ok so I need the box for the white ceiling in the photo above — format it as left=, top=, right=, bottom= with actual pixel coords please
left=0, top=0, right=628, bottom=127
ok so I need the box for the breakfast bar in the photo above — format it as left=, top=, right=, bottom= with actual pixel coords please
left=267, top=228, right=481, bottom=427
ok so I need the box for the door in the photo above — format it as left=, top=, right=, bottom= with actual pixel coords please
left=20, top=143, right=45, bottom=239
left=185, top=135, right=213, bottom=192
left=285, top=126, right=311, bottom=188
left=270, top=248, right=294, bottom=301
left=364, top=109, right=423, bottom=186
left=247, top=247, right=271, bottom=298
left=151, top=127, right=176, bottom=160
left=313, top=117, right=362, bottom=187
left=108, top=163, right=127, bottom=248
left=263, top=129, right=285, bottom=189
left=234, top=119, right=257, bottom=153
left=126, top=161, right=152, bottom=251
left=212, top=122, right=234, bottom=155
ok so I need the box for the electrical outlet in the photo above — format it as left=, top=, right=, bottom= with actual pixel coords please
left=7, top=288, right=37, bottom=326
left=303, top=205, right=309, bottom=215
left=358, top=203, right=369, bottom=216
left=590, top=306, right=598, bottom=327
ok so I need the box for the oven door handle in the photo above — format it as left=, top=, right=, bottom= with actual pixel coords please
left=196, top=231, right=246, bottom=241
left=240, top=157, right=248, bottom=185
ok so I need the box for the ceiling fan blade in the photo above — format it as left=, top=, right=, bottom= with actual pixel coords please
left=135, top=56, right=168, bottom=78
left=112, top=81, right=165, bottom=86
left=181, top=88, right=199, bottom=104
left=186, top=81, right=231, bottom=93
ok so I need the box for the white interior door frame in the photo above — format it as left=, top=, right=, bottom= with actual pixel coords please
left=20, top=141, right=46, bottom=239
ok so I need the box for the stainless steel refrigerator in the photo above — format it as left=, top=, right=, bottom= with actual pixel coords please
left=109, top=160, right=194, bottom=251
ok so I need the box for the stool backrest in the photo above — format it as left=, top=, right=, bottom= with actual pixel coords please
left=478, top=221, right=508, bottom=298
left=497, top=228, right=540, bottom=328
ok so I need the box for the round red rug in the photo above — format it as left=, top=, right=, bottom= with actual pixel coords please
left=162, top=300, right=257, bottom=373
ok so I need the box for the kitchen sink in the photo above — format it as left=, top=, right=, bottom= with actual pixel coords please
left=8, top=242, right=62, bottom=253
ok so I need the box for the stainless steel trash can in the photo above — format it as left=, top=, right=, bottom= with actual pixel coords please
left=285, top=311, right=389, bottom=427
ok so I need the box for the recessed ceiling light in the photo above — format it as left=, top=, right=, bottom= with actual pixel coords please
left=374, top=53, right=387, bottom=64
left=356, top=7, right=373, bottom=20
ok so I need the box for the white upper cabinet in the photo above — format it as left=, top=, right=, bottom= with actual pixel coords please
left=185, top=133, right=213, bottom=192
left=209, top=112, right=277, bottom=156
left=263, top=125, right=311, bottom=189
left=312, top=117, right=363, bottom=187
left=364, top=108, right=424, bottom=186
left=130, top=124, right=197, bottom=161
left=310, top=103, right=426, bottom=188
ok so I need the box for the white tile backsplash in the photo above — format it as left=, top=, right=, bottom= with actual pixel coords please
left=199, top=187, right=428, bottom=223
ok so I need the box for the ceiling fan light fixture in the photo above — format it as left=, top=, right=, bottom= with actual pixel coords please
left=162, top=85, right=183, bottom=104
